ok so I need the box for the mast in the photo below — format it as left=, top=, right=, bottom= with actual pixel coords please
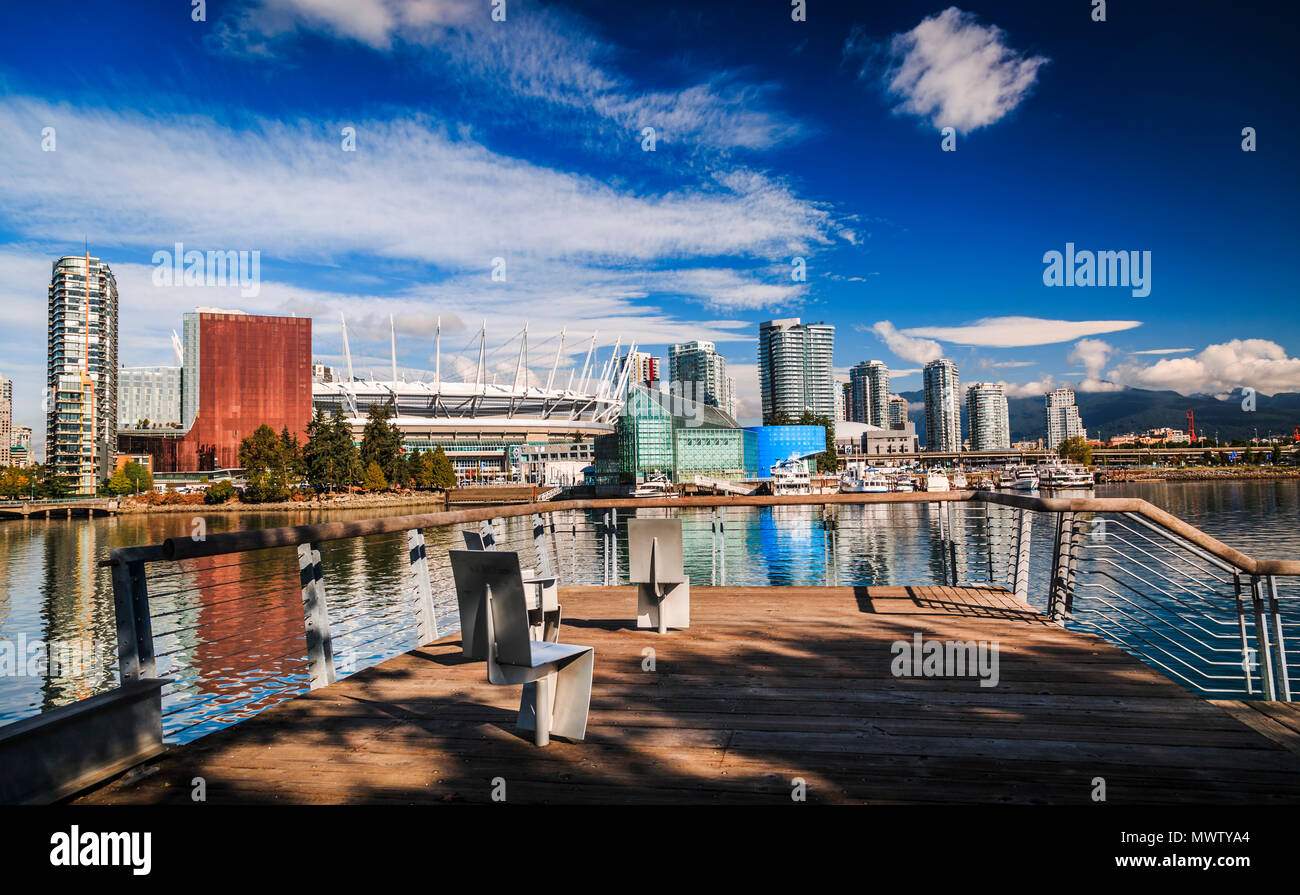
left=577, top=332, right=597, bottom=395
left=434, top=316, right=441, bottom=391
left=545, top=327, right=565, bottom=393
left=390, top=313, right=398, bottom=389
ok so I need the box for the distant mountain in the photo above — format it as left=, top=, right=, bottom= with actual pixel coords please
left=898, top=387, right=1300, bottom=446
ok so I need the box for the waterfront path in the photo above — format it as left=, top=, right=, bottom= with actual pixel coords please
left=77, top=585, right=1300, bottom=804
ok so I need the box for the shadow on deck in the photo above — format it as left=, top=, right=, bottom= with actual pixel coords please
left=76, top=585, right=1300, bottom=805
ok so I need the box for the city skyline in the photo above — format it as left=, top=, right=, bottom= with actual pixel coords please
left=0, top=1, right=1297, bottom=441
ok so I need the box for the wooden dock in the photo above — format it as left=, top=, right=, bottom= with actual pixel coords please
left=76, top=585, right=1300, bottom=805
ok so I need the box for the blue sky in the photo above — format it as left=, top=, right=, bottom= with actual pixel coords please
left=1, top=0, right=1297, bottom=436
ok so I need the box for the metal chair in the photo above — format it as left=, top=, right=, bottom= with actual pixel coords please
left=627, top=518, right=690, bottom=633
left=449, top=550, right=593, bottom=746
left=456, top=534, right=560, bottom=656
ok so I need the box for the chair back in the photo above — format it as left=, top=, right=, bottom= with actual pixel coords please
left=627, top=518, right=686, bottom=584
left=462, top=526, right=494, bottom=550
left=449, top=549, right=532, bottom=665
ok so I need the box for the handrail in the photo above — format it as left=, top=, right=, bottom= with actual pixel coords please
left=99, top=490, right=1300, bottom=577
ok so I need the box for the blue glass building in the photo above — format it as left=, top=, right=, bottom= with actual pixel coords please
left=746, top=425, right=827, bottom=477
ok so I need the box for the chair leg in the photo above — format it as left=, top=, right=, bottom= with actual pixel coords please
left=534, top=671, right=555, bottom=747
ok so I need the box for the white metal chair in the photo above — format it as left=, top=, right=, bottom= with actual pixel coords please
left=449, top=550, right=593, bottom=746
left=627, top=518, right=691, bottom=633
left=456, top=536, right=560, bottom=656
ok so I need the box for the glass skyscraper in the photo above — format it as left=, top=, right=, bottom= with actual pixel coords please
left=923, top=358, right=961, bottom=453
left=46, top=255, right=118, bottom=493
left=848, top=359, right=890, bottom=426
left=966, top=382, right=1010, bottom=450
left=1046, top=387, right=1087, bottom=448
left=757, top=318, right=835, bottom=422
left=668, top=340, right=734, bottom=420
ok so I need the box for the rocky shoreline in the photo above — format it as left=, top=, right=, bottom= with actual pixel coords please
left=111, top=492, right=453, bottom=515
left=1098, top=467, right=1300, bottom=483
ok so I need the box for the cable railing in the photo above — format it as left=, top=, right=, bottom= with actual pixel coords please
left=89, top=491, right=1297, bottom=746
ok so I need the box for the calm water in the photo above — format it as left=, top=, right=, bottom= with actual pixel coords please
left=1, top=480, right=1296, bottom=740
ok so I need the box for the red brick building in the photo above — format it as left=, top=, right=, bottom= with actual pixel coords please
left=120, top=313, right=311, bottom=472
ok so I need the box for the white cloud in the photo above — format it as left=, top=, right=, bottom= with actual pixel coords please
left=216, top=0, right=802, bottom=152
left=852, top=7, right=1048, bottom=132
left=978, top=358, right=1035, bottom=369
left=1069, top=338, right=1124, bottom=392
left=1000, top=375, right=1058, bottom=399
left=901, top=316, right=1141, bottom=347
left=868, top=320, right=943, bottom=364
left=1108, top=339, right=1300, bottom=397
left=1131, top=347, right=1194, bottom=355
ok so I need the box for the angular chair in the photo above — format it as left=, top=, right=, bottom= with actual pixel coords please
left=627, top=518, right=691, bottom=633
left=449, top=550, right=593, bottom=746
left=457, top=535, right=560, bottom=655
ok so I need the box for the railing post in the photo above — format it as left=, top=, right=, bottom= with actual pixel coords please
left=110, top=557, right=155, bottom=683
left=601, top=511, right=611, bottom=586
left=1267, top=575, right=1291, bottom=701
left=611, top=507, right=619, bottom=584
left=1233, top=574, right=1255, bottom=696
left=407, top=528, right=439, bottom=644
left=710, top=507, right=718, bottom=586
left=1048, top=511, right=1076, bottom=623
left=946, top=501, right=959, bottom=586
left=298, top=542, right=337, bottom=689
left=531, top=512, right=554, bottom=578
left=719, top=508, right=727, bottom=585
left=1249, top=575, right=1277, bottom=700
left=1011, top=508, right=1032, bottom=602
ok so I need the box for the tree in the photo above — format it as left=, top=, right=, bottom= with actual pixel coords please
left=204, top=481, right=236, bottom=504
left=239, top=424, right=291, bottom=502
left=0, top=467, right=32, bottom=499
left=765, top=410, right=795, bottom=427
left=797, top=411, right=839, bottom=474
left=303, top=406, right=333, bottom=490
left=430, top=445, right=456, bottom=490
left=360, top=400, right=405, bottom=486
left=279, top=426, right=305, bottom=485
left=104, top=461, right=152, bottom=496
left=1058, top=436, right=1093, bottom=466
left=363, top=460, right=388, bottom=491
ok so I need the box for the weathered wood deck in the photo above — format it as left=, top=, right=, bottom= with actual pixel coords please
left=77, top=585, right=1300, bottom=804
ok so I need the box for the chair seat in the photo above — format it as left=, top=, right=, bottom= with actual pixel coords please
left=524, top=640, right=591, bottom=669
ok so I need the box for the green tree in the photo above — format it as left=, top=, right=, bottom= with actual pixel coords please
left=330, top=408, right=362, bottom=487
left=0, top=467, right=32, bottom=499
left=363, top=460, right=388, bottom=491
left=796, top=411, right=839, bottom=474
left=430, top=445, right=456, bottom=490
left=204, top=481, right=236, bottom=504
left=1058, top=436, right=1093, bottom=466
left=303, top=406, right=333, bottom=490
left=360, top=400, right=404, bottom=486
left=279, top=426, right=305, bottom=485
left=239, top=424, right=291, bottom=503
left=1244, top=446, right=1256, bottom=465
left=1272, top=444, right=1284, bottom=465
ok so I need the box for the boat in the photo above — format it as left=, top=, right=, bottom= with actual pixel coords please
left=770, top=458, right=812, bottom=495
left=922, top=471, right=950, bottom=492
left=1035, top=459, right=1095, bottom=489
left=951, top=469, right=968, bottom=489
left=633, top=475, right=677, bottom=498
left=840, top=465, right=890, bottom=493
left=996, top=466, right=1019, bottom=489
left=892, top=473, right=916, bottom=493
left=1012, top=466, right=1039, bottom=491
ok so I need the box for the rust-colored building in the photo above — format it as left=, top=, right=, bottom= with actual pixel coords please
left=120, top=312, right=311, bottom=472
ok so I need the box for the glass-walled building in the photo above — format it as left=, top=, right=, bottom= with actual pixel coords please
left=594, top=384, right=756, bottom=485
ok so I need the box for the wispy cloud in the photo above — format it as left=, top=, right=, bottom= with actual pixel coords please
left=847, top=6, right=1048, bottom=133
left=866, top=320, right=943, bottom=364
left=215, top=0, right=804, bottom=153
left=900, top=317, right=1141, bottom=348
left=1130, top=347, right=1194, bottom=355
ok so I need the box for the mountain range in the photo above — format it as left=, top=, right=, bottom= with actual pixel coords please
left=896, top=388, right=1300, bottom=446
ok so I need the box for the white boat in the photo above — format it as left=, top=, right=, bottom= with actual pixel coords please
left=1036, top=459, right=1095, bottom=489
left=951, top=469, right=968, bottom=489
left=996, top=466, right=1019, bottom=489
left=923, top=471, right=950, bottom=492
left=841, top=465, right=890, bottom=493
left=633, top=476, right=677, bottom=498
left=892, top=473, right=916, bottom=493
left=1012, top=466, right=1039, bottom=491
left=771, top=458, right=812, bottom=495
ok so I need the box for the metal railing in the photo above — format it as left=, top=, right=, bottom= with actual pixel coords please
left=96, top=491, right=1297, bottom=743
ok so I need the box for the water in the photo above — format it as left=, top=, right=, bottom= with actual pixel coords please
left=1, top=481, right=1296, bottom=741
